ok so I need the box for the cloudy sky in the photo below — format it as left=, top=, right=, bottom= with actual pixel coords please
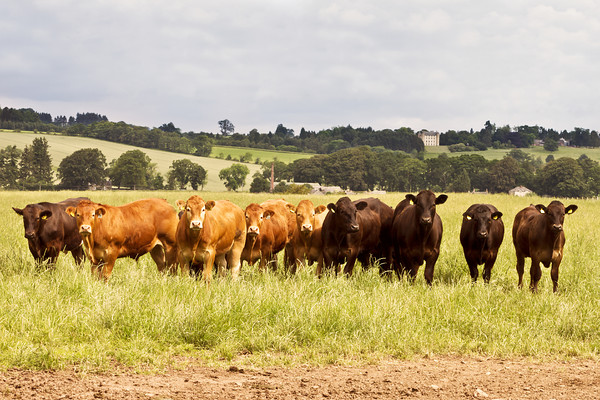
left=2, top=1, right=599, bottom=135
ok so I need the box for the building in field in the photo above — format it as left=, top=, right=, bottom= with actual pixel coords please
left=417, top=130, right=440, bottom=146
left=509, top=186, right=533, bottom=197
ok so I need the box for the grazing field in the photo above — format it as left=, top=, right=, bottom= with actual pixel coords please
left=211, top=145, right=312, bottom=164
left=424, top=144, right=600, bottom=161
left=1, top=190, right=599, bottom=372
left=0, top=130, right=261, bottom=191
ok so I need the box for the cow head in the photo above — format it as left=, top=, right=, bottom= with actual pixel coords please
left=66, top=200, right=105, bottom=237
left=463, top=204, right=502, bottom=239
left=244, top=203, right=275, bottom=238
left=406, top=190, right=448, bottom=226
left=176, top=195, right=215, bottom=231
left=535, top=201, right=577, bottom=233
left=12, top=204, right=53, bottom=240
left=295, top=200, right=326, bottom=236
left=327, top=197, right=367, bottom=233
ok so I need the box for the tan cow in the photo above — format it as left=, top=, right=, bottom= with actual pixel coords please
left=66, top=198, right=178, bottom=280
left=175, top=195, right=246, bottom=282
left=241, top=199, right=295, bottom=271
left=289, top=199, right=328, bottom=274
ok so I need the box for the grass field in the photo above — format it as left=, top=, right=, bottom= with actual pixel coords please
left=0, top=130, right=262, bottom=191
left=2, top=190, right=598, bottom=371
left=424, top=145, right=600, bottom=161
left=211, top=145, right=313, bottom=164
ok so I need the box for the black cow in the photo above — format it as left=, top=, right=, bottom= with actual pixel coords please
left=512, top=200, right=577, bottom=292
left=460, top=204, right=504, bottom=283
left=392, top=190, right=447, bottom=284
left=321, top=197, right=393, bottom=276
left=12, top=197, right=88, bottom=265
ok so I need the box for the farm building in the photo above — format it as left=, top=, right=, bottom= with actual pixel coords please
left=509, top=186, right=533, bottom=197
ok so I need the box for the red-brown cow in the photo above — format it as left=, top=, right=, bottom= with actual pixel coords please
left=512, top=201, right=577, bottom=292
left=289, top=199, right=328, bottom=274
left=460, top=203, right=504, bottom=283
left=321, top=197, right=394, bottom=276
left=241, top=199, right=295, bottom=271
left=66, top=198, right=178, bottom=280
left=175, top=196, right=246, bottom=282
left=12, top=197, right=89, bottom=265
left=392, top=190, right=447, bottom=284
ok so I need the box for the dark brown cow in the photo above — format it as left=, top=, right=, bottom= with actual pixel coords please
left=460, top=203, right=504, bottom=283
left=512, top=201, right=577, bottom=292
left=321, top=197, right=394, bottom=276
left=175, top=196, right=246, bottom=282
left=12, top=197, right=89, bottom=265
left=392, top=190, right=447, bottom=284
left=66, top=198, right=178, bottom=280
left=289, top=199, right=328, bottom=274
left=241, top=199, right=295, bottom=271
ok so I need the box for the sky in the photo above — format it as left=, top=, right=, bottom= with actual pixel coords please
left=1, top=1, right=599, bottom=135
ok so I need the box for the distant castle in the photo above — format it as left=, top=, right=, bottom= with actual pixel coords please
left=417, top=130, right=440, bottom=146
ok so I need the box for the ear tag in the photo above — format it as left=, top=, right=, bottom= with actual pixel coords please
left=69, top=212, right=75, bottom=217
left=330, top=209, right=335, bottom=213
left=409, top=200, right=414, bottom=205
left=466, top=215, right=472, bottom=220
left=41, top=215, right=47, bottom=220
left=539, top=209, right=545, bottom=214
left=492, top=215, right=498, bottom=220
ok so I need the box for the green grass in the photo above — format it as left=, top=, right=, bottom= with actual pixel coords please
left=211, top=145, right=313, bottom=164
left=424, top=145, right=600, bottom=161
left=0, top=130, right=261, bottom=191
left=2, top=191, right=599, bottom=371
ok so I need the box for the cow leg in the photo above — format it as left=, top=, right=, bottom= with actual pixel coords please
left=551, top=260, right=561, bottom=293
left=343, top=248, right=358, bottom=276
left=215, top=254, right=227, bottom=278
left=482, top=256, right=497, bottom=284
left=202, top=250, right=216, bottom=282
left=516, top=253, right=525, bottom=289
left=71, top=246, right=85, bottom=266
left=150, top=245, right=168, bottom=273
left=284, top=244, right=296, bottom=274
left=467, top=259, right=479, bottom=283
left=424, top=256, right=438, bottom=286
left=529, top=259, right=542, bottom=293
left=98, top=257, right=117, bottom=281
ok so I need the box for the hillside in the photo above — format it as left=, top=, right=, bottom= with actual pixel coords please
left=424, top=145, right=600, bottom=161
left=0, top=130, right=262, bottom=191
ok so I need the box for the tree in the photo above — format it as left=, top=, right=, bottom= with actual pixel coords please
left=488, top=156, right=520, bottom=193
left=19, top=137, right=53, bottom=189
left=543, top=138, right=559, bottom=152
left=218, top=164, right=249, bottom=191
left=218, top=119, right=235, bottom=135
left=58, top=148, right=107, bottom=189
left=0, top=145, right=22, bottom=189
left=249, top=171, right=270, bottom=193
left=536, top=157, right=586, bottom=197
left=167, top=159, right=207, bottom=190
left=189, top=163, right=207, bottom=190
left=108, top=150, right=156, bottom=189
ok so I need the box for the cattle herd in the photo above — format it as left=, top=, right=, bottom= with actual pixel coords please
left=12, top=191, right=578, bottom=292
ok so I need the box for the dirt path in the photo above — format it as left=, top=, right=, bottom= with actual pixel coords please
left=1, top=357, right=599, bottom=399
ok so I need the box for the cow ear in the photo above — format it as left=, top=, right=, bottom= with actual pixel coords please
left=355, top=201, right=368, bottom=211
left=175, top=200, right=186, bottom=211
left=405, top=194, right=417, bottom=205
left=565, top=205, right=578, bottom=215
left=286, top=203, right=296, bottom=213
left=435, top=194, right=448, bottom=205
left=491, top=211, right=503, bottom=220
left=535, top=204, right=547, bottom=214
left=327, top=203, right=337, bottom=213
left=65, top=206, right=76, bottom=217
left=315, top=205, right=327, bottom=214
left=40, top=210, right=52, bottom=220
left=462, top=212, right=472, bottom=220
left=264, top=210, right=275, bottom=219
left=205, top=200, right=216, bottom=211
left=12, top=207, right=24, bottom=216
left=96, top=207, right=106, bottom=218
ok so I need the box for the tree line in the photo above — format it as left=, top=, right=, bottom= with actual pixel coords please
left=0, top=138, right=251, bottom=192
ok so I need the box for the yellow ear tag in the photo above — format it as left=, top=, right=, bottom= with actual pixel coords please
left=466, top=215, right=472, bottom=220
left=409, top=200, right=414, bottom=205
left=539, top=209, right=545, bottom=214
left=41, top=215, right=47, bottom=220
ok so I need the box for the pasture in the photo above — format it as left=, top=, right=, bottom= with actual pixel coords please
left=2, top=190, right=599, bottom=371
left=424, top=144, right=600, bottom=161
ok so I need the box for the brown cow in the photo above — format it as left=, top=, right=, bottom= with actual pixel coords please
left=12, top=197, right=89, bottom=265
left=321, top=197, right=394, bottom=276
left=241, top=199, right=295, bottom=271
left=392, top=190, right=447, bottom=284
left=66, top=198, right=178, bottom=280
left=289, top=199, right=328, bottom=274
left=460, top=203, right=504, bottom=283
left=175, top=196, right=246, bottom=282
left=512, top=201, right=577, bottom=292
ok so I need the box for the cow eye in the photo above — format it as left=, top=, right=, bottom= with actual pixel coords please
left=186, top=207, right=191, bottom=212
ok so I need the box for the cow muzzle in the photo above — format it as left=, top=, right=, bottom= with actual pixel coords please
left=477, top=231, right=488, bottom=239
left=552, top=224, right=563, bottom=232
left=79, top=225, right=92, bottom=235
left=24, top=232, right=36, bottom=240
left=190, top=220, right=203, bottom=230
left=247, top=226, right=260, bottom=236
left=301, top=224, right=313, bottom=233
left=349, top=224, right=359, bottom=232
left=420, top=217, right=432, bottom=225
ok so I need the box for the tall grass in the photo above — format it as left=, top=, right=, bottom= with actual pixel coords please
left=1, top=191, right=599, bottom=370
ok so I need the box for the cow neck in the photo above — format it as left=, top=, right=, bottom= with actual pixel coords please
left=82, top=234, right=97, bottom=264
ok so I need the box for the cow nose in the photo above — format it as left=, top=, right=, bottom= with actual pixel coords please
left=190, top=220, right=203, bottom=230
left=301, top=223, right=313, bottom=232
left=350, top=224, right=359, bottom=232
left=477, top=231, right=488, bottom=238
left=24, top=232, right=35, bottom=240
left=80, top=225, right=92, bottom=235
left=421, top=217, right=432, bottom=225
left=248, top=226, right=259, bottom=236
left=552, top=224, right=563, bottom=232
